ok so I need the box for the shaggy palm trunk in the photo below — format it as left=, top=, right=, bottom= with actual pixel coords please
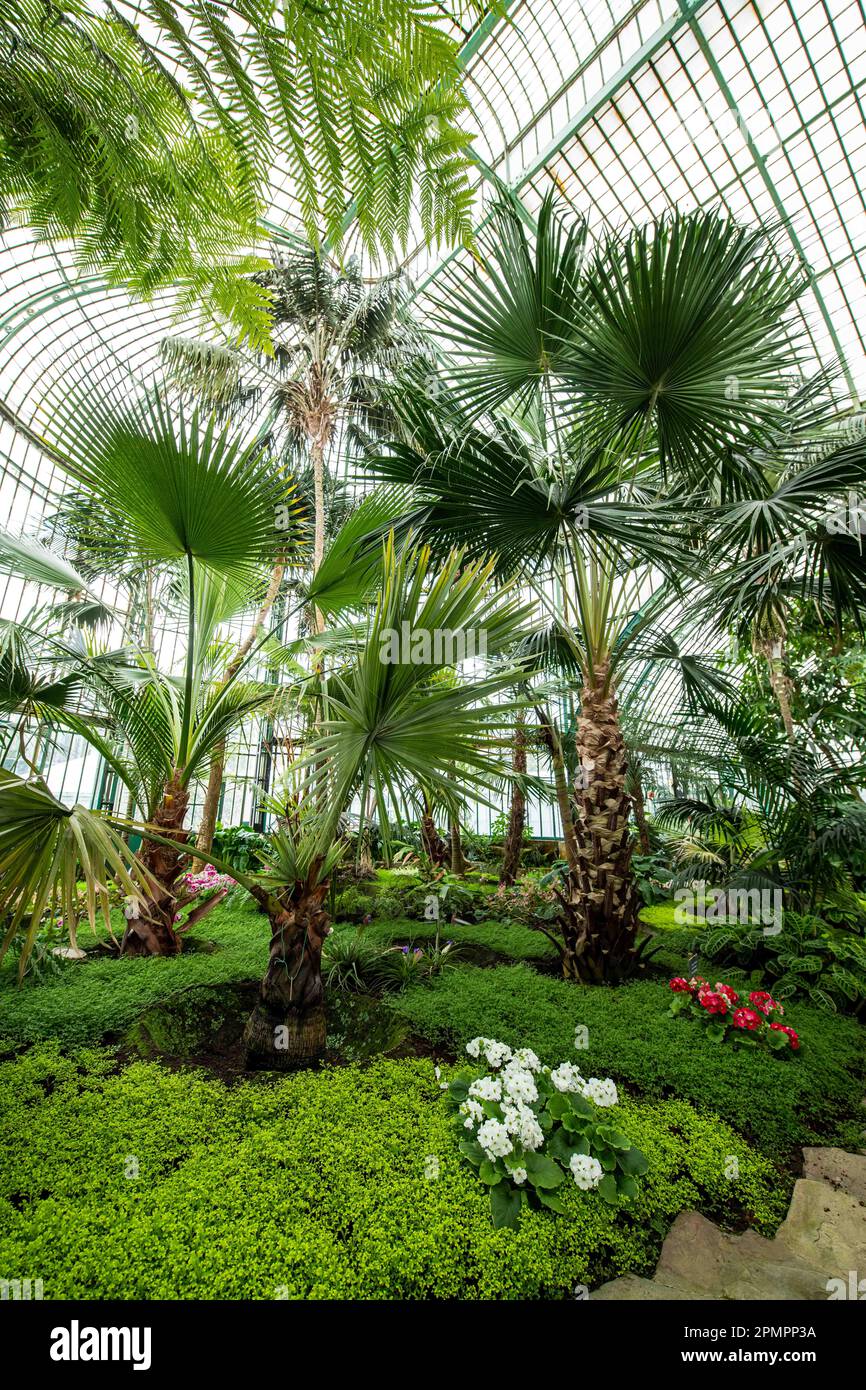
left=122, top=771, right=190, bottom=956
left=421, top=806, right=447, bottom=866
left=561, top=665, right=639, bottom=983
left=243, top=884, right=329, bottom=1068
left=449, top=817, right=466, bottom=876
left=500, top=714, right=527, bottom=885
left=630, top=763, right=651, bottom=854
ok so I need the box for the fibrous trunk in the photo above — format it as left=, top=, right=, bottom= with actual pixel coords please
left=421, top=807, right=448, bottom=866
left=449, top=817, right=466, bottom=876
left=535, top=705, right=579, bottom=874
left=243, top=884, right=329, bottom=1069
left=500, top=714, right=527, bottom=886
left=560, top=665, right=639, bottom=983
left=630, top=763, right=651, bottom=855
left=122, top=771, right=190, bottom=956
left=194, top=560, right=285, bottom=866
left=755, top=630, right=796, bottom=742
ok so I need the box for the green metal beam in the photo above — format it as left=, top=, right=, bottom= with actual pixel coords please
left=509, top=0, right=713, bottom=194
left=681, top=1, right=860, bottom=405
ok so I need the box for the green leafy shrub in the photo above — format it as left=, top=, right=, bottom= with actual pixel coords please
left=389, top=965, right=865, bottom=1155
left=447, top=1039, right=647, bottom=1228
left=700, top=912, right=866, bottom=1016
left=0, top=1046, right=786, bottom=1299
left=333, top=886, right=376, bottom=924
left=372, top=893, right=404, bottom=921
left=321, top=931, right=386, bottom=994
left=211, top=823, right=270, bottom=873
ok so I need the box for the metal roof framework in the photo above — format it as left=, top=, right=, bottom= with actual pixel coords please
left=0, top=0, right=864, bottom=817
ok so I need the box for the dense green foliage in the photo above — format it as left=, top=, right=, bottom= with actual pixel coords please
left=0, top=1045, right=786, bottom=1300
left=700, top=911, right=866, bottom=1016
left=0, top=893, right=267, bottom=1048
left=389, top=965, right=865, bottom=1155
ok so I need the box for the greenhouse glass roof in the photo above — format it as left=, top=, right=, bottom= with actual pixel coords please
left=0, top=1, right=863, bottom=589
left=2, top=2, right=865, bottom=549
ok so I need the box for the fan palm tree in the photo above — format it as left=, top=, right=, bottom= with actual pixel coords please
left=364, top=193, right=809, bottom=981
left=0, top=388, right=302, bottom=955
left=0, top=536, right=535, bottom=1063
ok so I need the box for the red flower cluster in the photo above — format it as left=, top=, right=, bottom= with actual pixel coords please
left=731, top=1007, right=762, bottom=1031
left=748, top=989, right=784, bottom=1016
left=668, top=975, right=801, bottom=1054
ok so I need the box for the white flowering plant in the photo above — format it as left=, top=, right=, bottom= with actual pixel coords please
left=446, top=1037, right=648, bottom=1229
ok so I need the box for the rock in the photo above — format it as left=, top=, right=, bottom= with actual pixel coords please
left=591, top=1146, right=866, bottom=1301
left=593, top=1274, right=707, bottom=1300
left=802, top=1147, right=866, bottom=1204
left=776, top=1178, right=866, bottom=1273
left=51, top=946, right=87, bottom=960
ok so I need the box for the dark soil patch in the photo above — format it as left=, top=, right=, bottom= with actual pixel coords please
left=118, top=980, right=453, bottom=1081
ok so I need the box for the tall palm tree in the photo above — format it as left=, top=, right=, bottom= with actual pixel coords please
left=365, top=193, right=809, bottom=981
left=0, top=389, right=301, bottom=954
left=162, top=246, right=430, bottom=856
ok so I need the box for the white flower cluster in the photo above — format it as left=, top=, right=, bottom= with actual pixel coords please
left=468, top=1076, right=502, bottom=1102
left=501, top=1102, right=544, bottom=1151
left=550, top=1062, right=585, bottom=1093
left=459, top=1038, right=622, bottom=1174
left=459, top=1098, right=483, bottom=1129
left=476, top=1118, right=512, bottom=1159
left=512, top=1048, right=541, bottom=1073
left=501, top=1060, right=538, bottom=1105
left=570, top=1153, right=604, bottom=1190
left=582, top=1077, right=618, bottom=1108
left=466, top=1037, right=513, bottom=1069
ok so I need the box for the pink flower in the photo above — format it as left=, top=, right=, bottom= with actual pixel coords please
left=749, top=990, right=781, bottom=1015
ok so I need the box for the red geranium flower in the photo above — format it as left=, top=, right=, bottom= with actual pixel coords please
left=731, top=1007, right=763, bottom=1031
left=699, top=990, right=728, bottom=1015
left=715, top=981, right=740, bottom=1003
left=669, top=977, right=691, bottom=993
